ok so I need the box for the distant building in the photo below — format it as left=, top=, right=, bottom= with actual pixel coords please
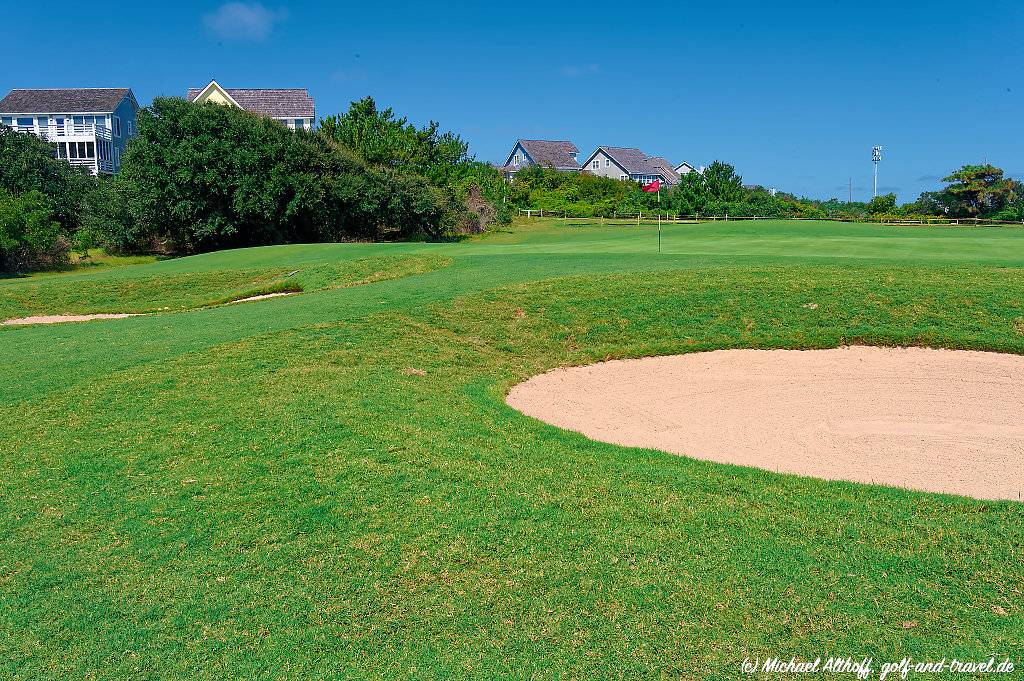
left=500, top=139, right=580, bottom=179
left=187, top=80, right=316, bottom=131
left=674, top=161, right=697, bottom=175
left=0, top=88, right=139, bottom=175
left=579, top=146, right=681, bottom=186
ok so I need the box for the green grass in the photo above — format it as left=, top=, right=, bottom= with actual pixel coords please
left=0, top=253, right=451, bottom=319
left=1, top=219, right=1022, bottom=678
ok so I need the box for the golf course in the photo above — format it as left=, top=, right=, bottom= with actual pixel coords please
left=2, top=218, right=1022, bottom=677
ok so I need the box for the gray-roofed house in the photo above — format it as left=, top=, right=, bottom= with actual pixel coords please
left=579, top=146, right=681, bottom=186
left=0, top=87, right=139, bottom=174
left=187, top=80, right=316, bottom=131
left=674, top=161, right=697, bottom=175
left=501, top=139, right=580, bottom=179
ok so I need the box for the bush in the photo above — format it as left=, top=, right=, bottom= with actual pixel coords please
left=117, top=97, right=456, bottom=254
left=0, top=125, right=93, bottom=234
left=0, top=189, right=69, bottom=272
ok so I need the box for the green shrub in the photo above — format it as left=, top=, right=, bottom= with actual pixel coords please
left=0, top=125, right=94, bottom=234
left=117, top=97, right=457, bottom=253
left=0, top=189, right=69, bottom=272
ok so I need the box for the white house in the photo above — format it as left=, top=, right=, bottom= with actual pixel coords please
left=0, top=88, right=139, bottom=174
left=187, top=80, right=316, bottom=131
left=579, top=146, right=681, bottom=186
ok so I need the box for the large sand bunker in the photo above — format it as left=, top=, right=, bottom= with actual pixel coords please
left=507, top=347, right=1024, bottom=501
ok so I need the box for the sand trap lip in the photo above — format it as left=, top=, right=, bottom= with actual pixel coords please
left=2, top=313, right=144, bottom=326
left=227, top=292, right=297, bottom=304
left=507, top=347, right=1024, bottom=502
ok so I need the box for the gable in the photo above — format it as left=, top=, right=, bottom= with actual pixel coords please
left=580, top=148, right=629, bottom=176
left=504, top=142, right=533, bottom=167
left=189, top=80, right=241, bottom=108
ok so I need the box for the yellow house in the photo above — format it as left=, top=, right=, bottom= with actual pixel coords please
left=186, top=79, right=315, bottom=130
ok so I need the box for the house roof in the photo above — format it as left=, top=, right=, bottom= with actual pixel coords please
left=509, top=139, right=580, bottom=169
left=0, top=88, right=133, bottom=114
left=647, top=156, right=681, bottom=185
left=186, top=86, right=316, bottom=118
left=586, top=147, right=680, bottom=184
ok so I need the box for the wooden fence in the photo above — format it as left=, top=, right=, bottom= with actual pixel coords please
left=518, top=210, right=1024, bottom=228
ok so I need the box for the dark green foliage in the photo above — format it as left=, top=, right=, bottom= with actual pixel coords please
left=319, top=97, right=469, bottom=186
left=935, top=164, right=1019, bottom=217
left=0, top=125, right=93, bottom=234
left=320, top=97, right=508, bottom=227
left=701, top=160, right=744, bottom=203
left=116, top=98, right=454, bottom=252
left=0, top=188, right=69, bottom=272
left=867, top=192, right=897, bottom=215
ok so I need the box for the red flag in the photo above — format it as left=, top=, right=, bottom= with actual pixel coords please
left=642, top=179, right=660, bottom=193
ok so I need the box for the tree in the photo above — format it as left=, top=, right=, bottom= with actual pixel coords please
left=118, top=97, right=454, bottom=252
left=319, top=97, right=472, bottom=186
left=0, top=188, right=68, bottom=272
left=866, top=193, right=897, bottom=215
left=0, top=125, right=93, bottom=233
left=671, top=171, right=711, bottom=214
left=702, top=161, right=744, bottom=202
left=938, top=164, right=1018, bottom=217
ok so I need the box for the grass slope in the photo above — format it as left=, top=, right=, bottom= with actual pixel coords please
left=1, top=220, right=1022, bottom=678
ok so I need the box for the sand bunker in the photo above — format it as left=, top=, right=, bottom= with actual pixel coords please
left=227, top=292, right=297, bottom=304
left=507, top=347, right=1024, bottom=501
left=3, top=313, right=142, bottom=326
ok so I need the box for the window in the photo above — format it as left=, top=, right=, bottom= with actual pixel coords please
left=17, top=117, right=33, bottom=128
left=112, top=116, right=121, bottom=137
left=605, top=159, right=610, bottom=168
left=1, top=117, right=12, bottom=126
left=592, top=160, right=599, bottom=169
left=620, top=174, right=627, bottom=180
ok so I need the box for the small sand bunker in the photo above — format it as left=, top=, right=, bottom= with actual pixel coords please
left=507, top=347, right=1024, bottom=501
left=228, top=292, right=297, bottom=304
left=2, top=313, right=143, bottom=326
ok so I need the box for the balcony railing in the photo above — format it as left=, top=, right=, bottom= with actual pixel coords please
left=11, top=122, right=112, bottom=140
left=68, top=157, right=115, bottom=173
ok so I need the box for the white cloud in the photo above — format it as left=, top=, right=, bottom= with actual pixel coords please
left=559, top=64, right=601, bottom=78
left=203, top=3, right=287, bottom=42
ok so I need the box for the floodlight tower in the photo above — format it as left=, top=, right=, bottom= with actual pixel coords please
left=872, top=146, right=883, bottom=198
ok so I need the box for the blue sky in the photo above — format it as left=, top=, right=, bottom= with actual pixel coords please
left=3, top=1, right=1021, bottom=201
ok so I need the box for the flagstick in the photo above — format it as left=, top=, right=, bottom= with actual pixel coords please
left=657, top=188, right=662, bottom=254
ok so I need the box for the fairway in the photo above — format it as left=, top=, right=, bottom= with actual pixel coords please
left=2, top=219, right=1023, bottom=678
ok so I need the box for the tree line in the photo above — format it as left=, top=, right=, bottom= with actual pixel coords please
left=507, top=162, right=1024, bottom=222
left=1, top=96, right=508, bottom=273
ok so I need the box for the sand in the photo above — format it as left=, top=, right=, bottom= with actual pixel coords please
left=507, top=347, right=1024, bottom=502
left=2, top=313, right=142, bottom=326
left=227, top=292, right=297, bottom=304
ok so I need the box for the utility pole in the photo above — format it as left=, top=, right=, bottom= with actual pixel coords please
left=848, top=177, right=853, bottom=203
left=872, top=146, right=883, bottom=198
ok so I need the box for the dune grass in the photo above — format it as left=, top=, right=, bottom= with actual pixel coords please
left=0, top=219, right=1022, bottom=678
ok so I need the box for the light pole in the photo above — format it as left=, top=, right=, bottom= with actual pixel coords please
left=872, top=146, right=882, bottom=198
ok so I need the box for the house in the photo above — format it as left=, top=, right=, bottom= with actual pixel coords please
left=674, top=161, right=697, bottom=175
left=501, top=139, right=580, bottom=179
left=579, top=146, right=681, bottom=186
left=0, top=88, right=139, bottom=174
left=187, top=80, right=315, bottom=131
